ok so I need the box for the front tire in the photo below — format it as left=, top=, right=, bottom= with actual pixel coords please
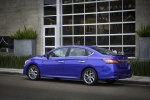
left=27, top=65, right=40, bottom=80
left=82, top=68, right=98, bottom=85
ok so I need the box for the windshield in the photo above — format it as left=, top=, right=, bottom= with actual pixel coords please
left=92, top=47, right=116, bottom=55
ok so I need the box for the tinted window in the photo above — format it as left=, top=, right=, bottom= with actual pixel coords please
left=69, top=48, right=86, bottom=56
left=87, top=50, right=93, bottom=56
left=49, top=48, right=68, bottom=57
left=92, top=47, right=116, bottom=55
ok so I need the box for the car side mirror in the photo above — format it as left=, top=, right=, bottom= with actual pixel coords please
left=44, top=54, right=49, bottom=59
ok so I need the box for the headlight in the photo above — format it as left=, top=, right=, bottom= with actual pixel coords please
left=25, top=60, right=28, bottom=64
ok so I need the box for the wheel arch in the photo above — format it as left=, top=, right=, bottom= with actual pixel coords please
left=81, top=66, right=98, bottom=79
left=26, top=63, right=40, bottom=75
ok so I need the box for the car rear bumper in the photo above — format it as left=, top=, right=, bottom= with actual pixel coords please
left=98, top=70, right=132, bottom=80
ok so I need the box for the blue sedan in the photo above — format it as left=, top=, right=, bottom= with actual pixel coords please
left=23, top=45, right=131, bottom=85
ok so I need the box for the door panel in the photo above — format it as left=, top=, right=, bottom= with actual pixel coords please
left=42, top=57, right=65, bottom=76
left=63, top=47, right=88, bottom=77
left=64, top=57, right=88, bottom=78
left=41, top=47, right=68, bottom=76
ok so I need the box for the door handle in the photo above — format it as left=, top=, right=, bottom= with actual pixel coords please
left=58, top=61, right=64, bottom=63
left=79, top=60, right=85, bottom=63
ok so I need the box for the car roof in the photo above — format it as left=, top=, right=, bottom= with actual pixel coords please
left=58, top=45, right=97, bottom=49
left=58, top=45, right=97, bottom=48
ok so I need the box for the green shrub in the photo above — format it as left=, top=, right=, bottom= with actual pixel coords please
left=10, top=26, right=37, bottom=40
left=130, top=60, right=150, bottom=76
left=136, top=24, right=150, bottom=37
left=0, top=56, right=32, bottom=69
left=0, top=56, right=150, bottom=76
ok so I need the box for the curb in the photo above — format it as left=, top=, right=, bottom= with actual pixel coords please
left=0, top=72, right=23, bottom=75
left=118, top=80, right=150, bottom=86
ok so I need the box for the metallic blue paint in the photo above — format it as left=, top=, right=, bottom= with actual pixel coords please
left=23, top=45, right=131, bottom=81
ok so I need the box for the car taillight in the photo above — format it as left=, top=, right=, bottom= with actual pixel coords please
left=103, top=58, right=118, bottom=64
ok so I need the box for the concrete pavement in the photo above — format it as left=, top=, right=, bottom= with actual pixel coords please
left=0, top=68, right=150, bottom=85
left=0, top=68, right=23, bottom=75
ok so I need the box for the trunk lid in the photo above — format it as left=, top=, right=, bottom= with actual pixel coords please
left=112, top=55, right=129, bottom=69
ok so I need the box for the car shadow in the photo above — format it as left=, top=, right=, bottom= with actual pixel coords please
left=24, top=77, right=125, bottom=87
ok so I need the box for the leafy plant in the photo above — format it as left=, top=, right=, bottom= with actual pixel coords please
left=0, top=55, right=32, bottom=69
left=136, top=24, right=150, bottom=37
left=10, top=26, right=37, bottom=39
left=130, top=59, right=150, bottom=76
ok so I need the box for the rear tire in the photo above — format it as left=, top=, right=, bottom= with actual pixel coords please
left=27, top=65, right=40, bottom=80
left=82, top=68, right=98, bottom=85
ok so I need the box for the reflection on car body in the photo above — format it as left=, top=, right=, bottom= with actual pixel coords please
left=23, top=45, right=131, bottom=85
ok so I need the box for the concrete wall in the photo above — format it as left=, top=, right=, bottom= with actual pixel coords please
left=136, top=0, right=150, bottom=59
left=0, top=0, right=43, bottom=55
left=14, top=40, right=36, bottom=56
left=139, top=37, right=150, bottom=60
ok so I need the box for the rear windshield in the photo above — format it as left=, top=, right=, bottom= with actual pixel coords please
left=92, top=47, right=116, bottom=55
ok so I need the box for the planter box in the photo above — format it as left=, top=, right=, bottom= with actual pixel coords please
left=14, top=40, right=36, bottom=56
left=139, top=37, right=150, bottom=60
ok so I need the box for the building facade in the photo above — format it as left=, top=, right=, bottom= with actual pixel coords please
left=0, top=0, right=150, bottom=58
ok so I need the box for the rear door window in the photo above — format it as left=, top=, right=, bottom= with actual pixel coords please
left=69, top=47, right=86, bottom=56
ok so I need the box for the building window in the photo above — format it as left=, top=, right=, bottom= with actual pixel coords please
left=63, top=26, right=72, bottom=35
left=86, top=25, right=93, bottom=33
left=66, top=26, right=70, bottom=31
left=59, top=0, right=135, bottom=57
left=74, top=36, right=84, bottom=45
left=43, top=0, right=56, bottom=25
left=74, top=26, right=84, bottom=35
left=42, top=0, right=136, bottom=57
left=85, top=25, right=96, bottom=34
left=0, top=37, right=14, bottom=52
left=97, top=24, right=109, bottom=34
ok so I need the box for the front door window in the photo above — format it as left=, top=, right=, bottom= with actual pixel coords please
left=49, top=48, right=68, bottom=57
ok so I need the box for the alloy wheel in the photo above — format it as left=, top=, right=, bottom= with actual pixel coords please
left=27, top=65, right=40, bottom=80
left=82, top=68, right=98, bottom=85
